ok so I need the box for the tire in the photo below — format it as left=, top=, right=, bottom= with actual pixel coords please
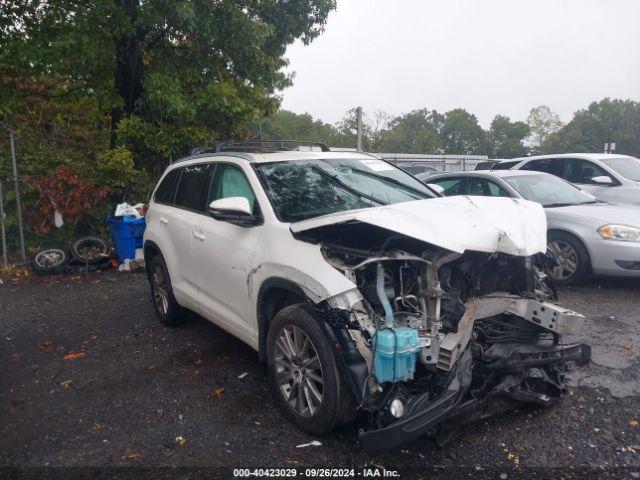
left=70, top=236, right=110, bottom=265
left=266, top=303, right=356, bottom=435
left=31, top=247, right=68, bottom=275
left=148, top=254, right=186, bottom=326
left=547, top=231, right=591, bottom=286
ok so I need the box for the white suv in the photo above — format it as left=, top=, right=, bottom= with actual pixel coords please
left=144, top=141, right=589, bottom=453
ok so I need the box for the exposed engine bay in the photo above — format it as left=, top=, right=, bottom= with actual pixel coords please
left=304, top=224, right=591, bottom=454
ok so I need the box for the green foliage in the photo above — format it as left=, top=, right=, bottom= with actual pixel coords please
left=0, top=0, right=335, bottom=246
left=247, top=110, right=347, bottom=147
left=488, top=115, right=531, bottom=158
left=527, top=105, right=563, bottom=152
left=373, top=109, right=444, bottom=154
left=440, top=109, right=486, bottom=155
left=542, top=98, right=640, bottom=157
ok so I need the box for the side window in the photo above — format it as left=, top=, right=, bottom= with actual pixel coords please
left=467, top=178, right=509, bottom=197
left=491, top=160, right=521, bottom=170
left=432, top=178, right=464, bottom=196
left=153, top=169, right=180, bottom=205
left=563, top=158, right=609, bottom=184
left=521, top=158, right=563, bottom=176
left=174, top=163, right=212, bottom=212
left=208, top=164, right=257, bottom=213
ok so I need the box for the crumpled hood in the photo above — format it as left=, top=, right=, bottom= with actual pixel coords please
left=290, top=196, right=547, bottom=256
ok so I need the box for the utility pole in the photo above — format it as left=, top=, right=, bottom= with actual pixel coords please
left=0, top=180, right=7, bottom=269
left=0, top=122, right=26, bottom=264
left=356, top=106, right=363, bottom=152
left=9, top=130, right=26, bottom=263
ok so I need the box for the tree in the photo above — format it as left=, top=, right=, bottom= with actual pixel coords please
left=527, top=105, right=563, bottom=152
left=0, top=0, right=335, bottom=243
left=487, top=115, right=530, bottom=158
left=333, top=108, right=393, bottom=151
left=247, top=110, right=343, bottom=146
left=542, top=98, right=640, bottom=157
left=440, top=109, right=486, bottom=155
left=378, top=109, right=445, bottom=153
left=0, top=0, right=336, bottom=171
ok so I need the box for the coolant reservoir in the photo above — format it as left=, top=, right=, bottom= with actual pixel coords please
left=373, top=327, right=420, bottom=383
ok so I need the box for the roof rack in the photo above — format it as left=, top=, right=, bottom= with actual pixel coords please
left=191, top=140, right=331, bottom=155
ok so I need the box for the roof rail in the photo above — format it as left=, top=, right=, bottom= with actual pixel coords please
left=191, top=140, right=331, bottom=155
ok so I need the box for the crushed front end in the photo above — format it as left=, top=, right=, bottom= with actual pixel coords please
left=317, top=231, right=590, bottom=454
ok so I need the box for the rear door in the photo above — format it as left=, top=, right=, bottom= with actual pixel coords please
left=195, top=162, right=263, bottom=342
left=169, top=162, right=213, bottom=306
left=520, top=158, right=564, bottom=177
left=429, top=177, right=466, bottom=196
left=466, top=177, right=511, bottom=197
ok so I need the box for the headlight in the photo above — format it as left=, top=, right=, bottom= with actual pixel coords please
left=598, top=224, right=640, bottom=242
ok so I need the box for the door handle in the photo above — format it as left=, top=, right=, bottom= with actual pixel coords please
left=193, top=231, right=206, bottom=242
left=160, top=217, right=169, bottom=225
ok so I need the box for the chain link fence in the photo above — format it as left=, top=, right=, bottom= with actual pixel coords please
left=377, top=153, right=488, bottom=173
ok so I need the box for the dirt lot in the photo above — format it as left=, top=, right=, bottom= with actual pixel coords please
left=1, top=270, right=639, bottom=478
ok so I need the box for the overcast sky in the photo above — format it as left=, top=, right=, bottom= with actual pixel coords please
left=280, top=0, right=640, bottom=127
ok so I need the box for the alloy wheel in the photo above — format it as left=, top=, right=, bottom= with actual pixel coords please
left=152, top=264, right=169, bottom=316
left=549, top=240, right=578, bottom=281
left=274, top=325, right=324, bottom=417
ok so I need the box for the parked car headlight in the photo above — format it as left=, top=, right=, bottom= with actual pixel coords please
left=598, top=224, right=640, bottom=242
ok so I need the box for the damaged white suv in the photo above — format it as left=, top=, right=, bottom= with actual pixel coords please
left=144, top=141, right=590, bottom=453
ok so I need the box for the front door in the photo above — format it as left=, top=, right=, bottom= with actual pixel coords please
left=562, top=158, right=617, bottom=202
left=195, top=163, right=263, bottom=343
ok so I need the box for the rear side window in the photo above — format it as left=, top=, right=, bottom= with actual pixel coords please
left=174, top=163, right=212, bottom=212
left=492, top=160, right=521, bottom=170
left=154, top=169, right=180, bottom=205
left=467, top=178, right=509, bottom=197
left=432, top=178, right=464, bottom=196
left=521, top=158, right=563, bottom=176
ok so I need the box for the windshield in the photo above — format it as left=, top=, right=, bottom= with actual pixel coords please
left=255, top=158, right=435, bottom=222
left=599, top=156, right=640, bottom=181
left=502, top=173, right=597, bottom=207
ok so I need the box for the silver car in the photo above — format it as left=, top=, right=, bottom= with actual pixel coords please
left=420, top=170, right=640, bottom=285
left=493, top=153, right=640, bottom=206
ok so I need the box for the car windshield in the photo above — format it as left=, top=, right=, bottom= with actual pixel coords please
left=255, top=158, right=436, bottom=222
left=502, top=173, right=597, bottom=207
left=599, top=156, right=640, bottom=181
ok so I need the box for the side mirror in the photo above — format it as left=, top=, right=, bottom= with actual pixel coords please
left=208, top=197, right=260, bottom=226
left=591, top=175, right=613, bottom=185
left=427, top=183, right=445, bottom=195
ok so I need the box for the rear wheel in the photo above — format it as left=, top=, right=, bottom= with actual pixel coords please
left=266, top=303, right=356, bottom=435
left=548, top=232, right=590, bottom=286
left=149, top=255, right=185, bottom=326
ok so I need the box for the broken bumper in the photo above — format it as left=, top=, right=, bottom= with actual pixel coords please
left=358, top=342, right=591, bottom=455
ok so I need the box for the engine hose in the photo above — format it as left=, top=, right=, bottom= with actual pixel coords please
left=376, top=262, right=394, bottom=328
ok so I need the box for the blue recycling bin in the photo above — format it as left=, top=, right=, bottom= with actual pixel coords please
left=106, top=216, right=146, bottom=264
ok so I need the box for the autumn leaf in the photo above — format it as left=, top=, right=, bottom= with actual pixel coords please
left=213, top=387, right=225, bottom=399
left=63, top=352, right=86, bottom=360
left=629, top=419, right=638, bottom=427
left=121, top=451, right=142, bottom=461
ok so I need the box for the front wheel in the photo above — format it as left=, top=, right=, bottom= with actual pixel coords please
left=266, top=304, right=356, bottom=435
left=548, top=232, right=591, bottom=286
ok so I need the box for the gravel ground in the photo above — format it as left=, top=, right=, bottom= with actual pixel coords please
left=1, top=270, right=639, bottom=478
